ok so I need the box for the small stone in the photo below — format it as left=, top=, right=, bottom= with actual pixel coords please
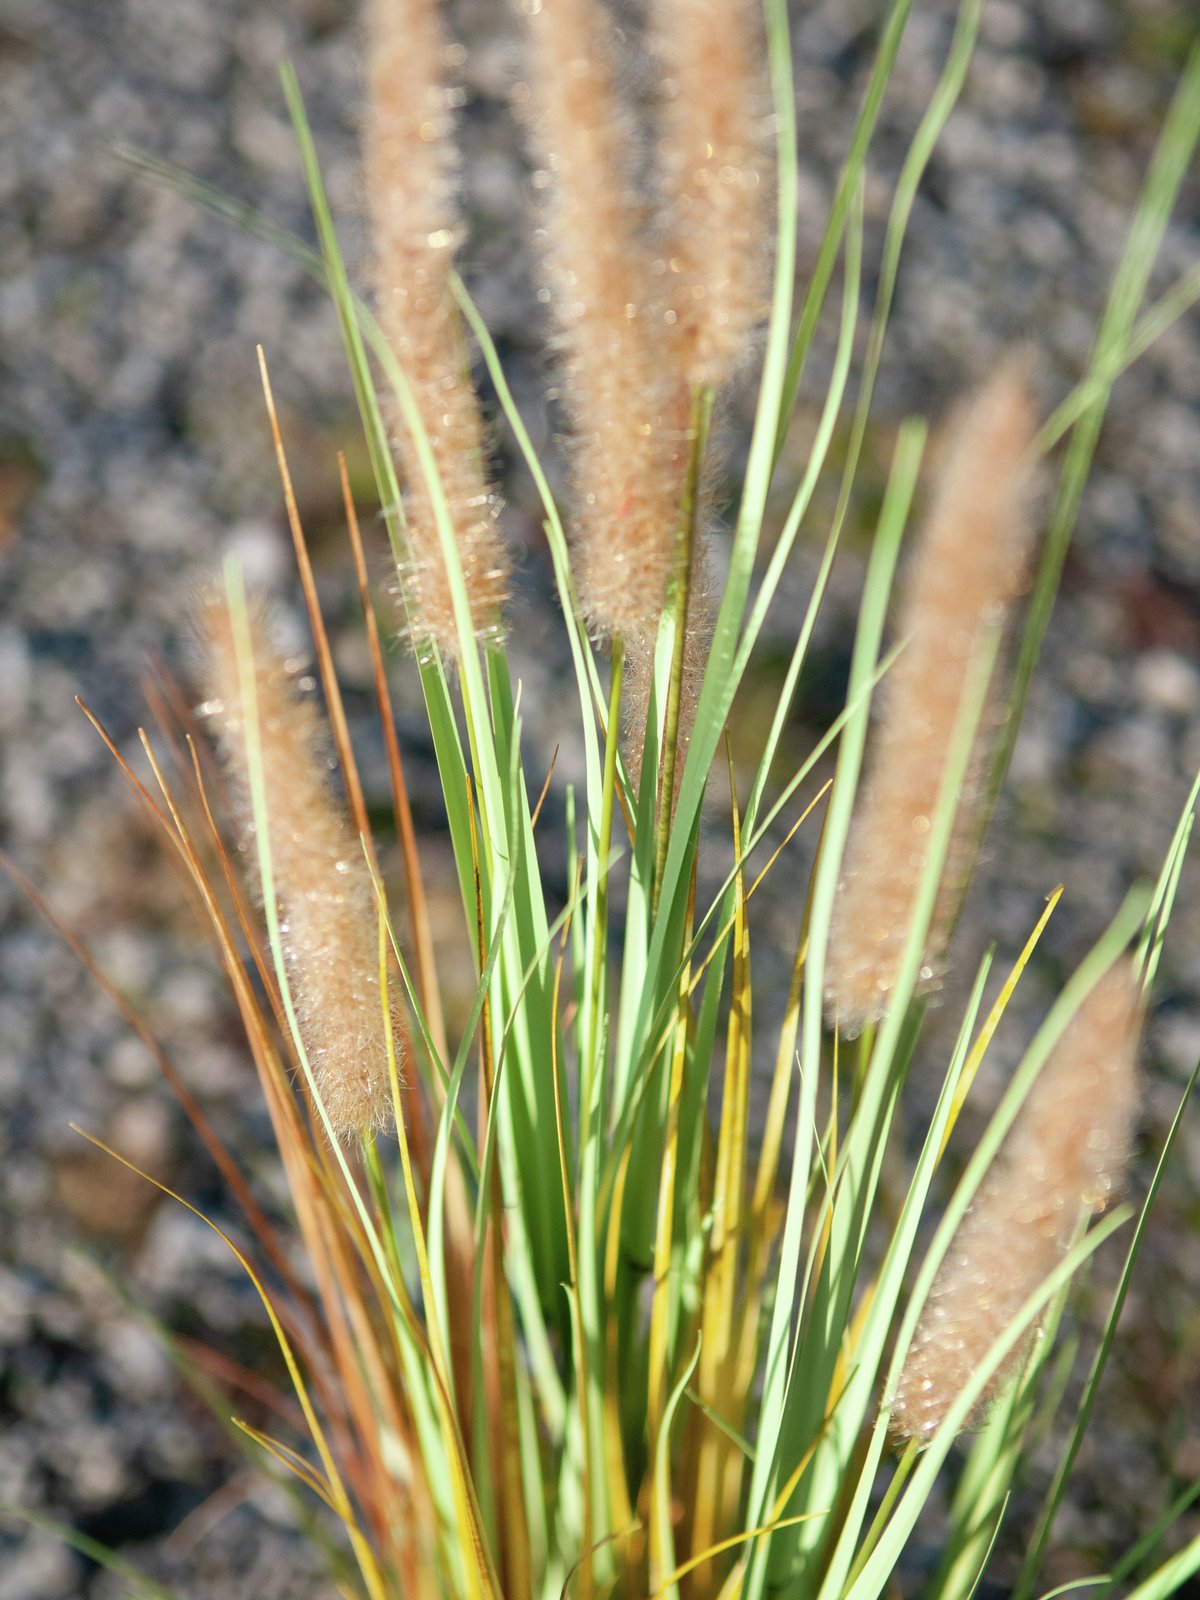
left=1133, top=649, right=1200, bottom=717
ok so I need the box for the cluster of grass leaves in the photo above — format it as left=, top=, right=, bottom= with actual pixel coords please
left=9, top=4, right=1200, bottom=1598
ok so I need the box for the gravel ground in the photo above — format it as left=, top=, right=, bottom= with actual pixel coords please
left=2, top=0, right=1199, bottom=1594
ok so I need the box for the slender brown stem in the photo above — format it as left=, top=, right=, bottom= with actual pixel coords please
left=652, top=385, right=714, bottom=913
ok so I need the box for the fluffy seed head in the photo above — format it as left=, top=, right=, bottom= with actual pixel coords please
left=890, top=961, right=1141, bottom=1443
left=521, top=0, right=686, bottom=640
left=824, top=364, right=1039, bottom=1031
left=199, top=593, right=395, bottom=1141
left=363, top=0, right=508, bottom=659
left=652, top=0, right=772, bottom=389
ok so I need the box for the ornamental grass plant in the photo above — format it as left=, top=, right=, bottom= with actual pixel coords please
left=14, top=0, right=1200, bottom=1596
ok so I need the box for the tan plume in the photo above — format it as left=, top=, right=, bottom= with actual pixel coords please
left=520, top=0, right=686, bottom=642
left=363, top=0, right=508, bottom=659
left=652, top=0, right=772, bottom=389
left=200, top=593, right=395, bottom=1141
left=824, top=364, right=1039, bottom=1031
left=890, top=961, right=1141, bottom=1443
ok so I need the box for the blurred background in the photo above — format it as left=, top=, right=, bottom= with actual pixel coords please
left=2, top=0, right=1199, bottom=1594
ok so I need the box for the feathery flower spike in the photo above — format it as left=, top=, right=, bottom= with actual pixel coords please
left=890, top=961, right=1141, bottom=1443
left=652, top=0, right=772, bottom=390
left=199, top=593, right=395, bottom=1141
left=521, top=0, right=684, bottom=641
left=364, top=0, right=508, bottom=660
left=621, top=0, right=770, bottom=785
left=824, top=363, right=1039, bottom=1030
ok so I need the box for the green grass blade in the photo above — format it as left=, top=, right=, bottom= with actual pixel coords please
left=1011, top=1049, right=1200, bottom=1600
left=740, top=422, right=923, bottom=1597
left=741, top=188, right=863, bottom=829
left=831, top=900, right=1148, bottom=1599
left=1121, top=1533, right=1200, bottom=1600
left=650, top=1338, right=704, bottom=1600
left=1099, top=1478, right=1200, bottom=1596
left=813, top=957, right=995, bottom=1599
left=645, top=0, right=799, bottom=953
left=995, top=41, right=1200, bottom=797
left=772, top=627, right=1001, bottom=1587
left=845, top=1206, right=1130, bottom=1600
left=0, top=1507, right=185, bottom=1600
left=773, top=0, right=916, bottom=447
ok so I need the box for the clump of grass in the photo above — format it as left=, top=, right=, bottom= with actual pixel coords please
left=22, top=5, right=1200, bottom=1600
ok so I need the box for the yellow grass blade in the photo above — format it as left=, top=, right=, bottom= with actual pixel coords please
left=68, top=1126, right=390, bottom=1600
left=686, top=779, right=831, bottom=999
left=652, top=1512, right=822, bottom=1596
left=713, top=1424, right=835, bottom=1600
left=374, top=894, right=502, bottom=1600
left=98, top=723, right=390, bottom=1513
left=552, top=859, right=596, bottom=1600
left=937, top=884, right=1064, bottom=1162
left=647, top=868, right=699, bottom=1437
left=232, top=1419, right=340, bottom=1510
left=689, top=753, right=753, bottom=1583
left=651, top=1338, right=704, bottom=1599
left=602, top=1146, right=636, bottom=1540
